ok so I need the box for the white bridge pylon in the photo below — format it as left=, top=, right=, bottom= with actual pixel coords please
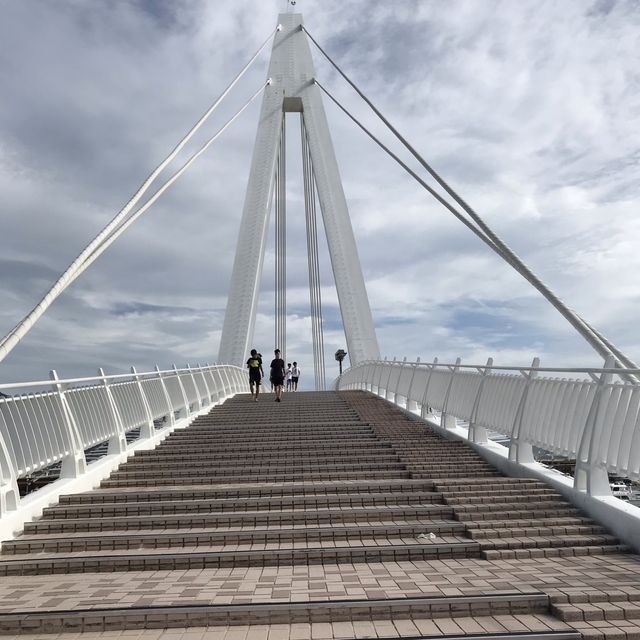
left=218, top=13, right=380, bottom=367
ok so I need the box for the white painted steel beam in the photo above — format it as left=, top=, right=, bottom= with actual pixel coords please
left=219, top=13, right=379, bottom=366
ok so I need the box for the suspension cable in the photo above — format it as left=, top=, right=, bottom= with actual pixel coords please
left=312, top=72, right=638, bottom=377
left=275, top=114, right=287, bottom=356
left=0, top=80, right=270, bottom=364
left=301, top=116, right=326, bottom=390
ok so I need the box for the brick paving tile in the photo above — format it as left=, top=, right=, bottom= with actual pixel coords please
left=2, top=391, right=639, bottom=639
left=371, top=620, right=400, bottom=637
left=309, top=623, right=333, bottom=640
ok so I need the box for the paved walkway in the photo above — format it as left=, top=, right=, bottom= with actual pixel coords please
left=0, top=391, right=638, bottom=639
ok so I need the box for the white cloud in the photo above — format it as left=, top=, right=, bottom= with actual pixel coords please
left=1, top=0, right=639, bottom=387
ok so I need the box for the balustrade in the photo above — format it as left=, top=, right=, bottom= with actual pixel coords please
left=0, top=364, right=243, bottom=517
left=336, top=357, right=640, bottom=497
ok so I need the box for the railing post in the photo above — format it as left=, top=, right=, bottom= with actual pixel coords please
left=468, top=358, right=493, bottom=444
left=406, top=357, right=421, bottom=412
left=508, top=357, right=539, bottom=464
left=186, top=364, right=203, bottom=410
left=98, top=368, right=127, bottom=455
left=441, top=357, right=461, bottom=430
left=131, top=366, right=154, bottom=439
left=172, top=364, right=191, bottom=418
left=373, top=357, right=387, bottom=396
left=0, top=424, right=19, bottom=515
left=209, top=365, right=226, bottom=403
left=219, top=365, right=233, bottom=398
left=155, top=365, right=175, bottom=426
left=384, top=357, right=396, bottom=400
left=393, top=357, right=407, bottom=406
left=420, top=357, right=438, bottom=420
left=197, top=363, right=213, bottom=407
left=574, top=355, right=615, bottom=496
left=365, top=361, right=374, bottom=392
left=50, top=370, right=86, bottom=479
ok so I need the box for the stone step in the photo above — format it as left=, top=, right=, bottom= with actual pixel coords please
left=188, top=419, right=364, bottom=427
left=120, top=454, right=403, bottom=470
left=134, top=448, right=397, bottom=461
left=24, top=504, right=455, bottom=534
left=452, top=499, right=573, bottom=513
left=439, top=488, right=558, bottom=498
left=163, top=434, right=379, bottom=444
left=456, top=507, right=581, bottom=522
left=413, top=471, right=499, bottom=479
left=176, top=427, right=375, bottom=437
left=465, top=516, right=599, bottom=530
left=59, top=478, right=437, bottom=504
left=0, top=592, right=553, bottom=634
left=159, top=435, right=381, bottom=446
left=552, top=599, right=640, bottom=622
left=445, top=494, right=564, bottom=506
left=152, top=440, right=391, bottom=453
left=40, top=490, right=445, bottom=519
left=469, top=523, right=609, bottom=539
left=108, top=461, right=408, bottom=479
left=100, top=469, right=413, bottom=486
left=478, top=532, right=620, bottom=551
left=3, top=521, right=467, bottom=554
left=482, top=544, right=630, bottom=560
left=0, top=540, right=482, bottom=575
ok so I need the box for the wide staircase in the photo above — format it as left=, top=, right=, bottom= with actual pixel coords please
left=0, top=391, right=639, bottom=639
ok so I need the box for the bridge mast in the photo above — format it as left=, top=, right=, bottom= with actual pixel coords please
left=219, top=13, right=380, bottom=366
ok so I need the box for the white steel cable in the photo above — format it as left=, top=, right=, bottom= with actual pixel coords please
left=301, top=117, right=326, bottom=390
left=313, top=79, right=639, bottom=378
left=0, top=28, right=279, bottom=365
left=274, top=115, right=287, bottom=356
left=0, top=81, right=269, bottom=365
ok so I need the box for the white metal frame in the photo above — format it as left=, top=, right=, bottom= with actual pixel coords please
left=336, top=357, right=640, bottom=551
left=336, top=358, right=640, bottom=491
left=218, top=13, right=379, bottom=366
left=0, top=363, right=244, bottom=539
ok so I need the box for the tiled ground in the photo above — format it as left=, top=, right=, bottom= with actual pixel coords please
left=1, top=554, right=640, bottom=613
left=1, top=391, right=639, bottom=638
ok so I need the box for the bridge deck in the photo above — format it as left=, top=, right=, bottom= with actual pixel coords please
left=0, top=391, right=638, bottom=639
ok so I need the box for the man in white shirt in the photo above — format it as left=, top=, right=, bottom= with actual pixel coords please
left=291, top=362, right=301, bottom=391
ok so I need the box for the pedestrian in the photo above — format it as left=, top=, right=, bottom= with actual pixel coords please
left=246, top=349, right=263, bottom=401
left=270, top=349, right=285, bottom=402
left=285, top=363, right=293, bottom=391
left=291, top=361, right=301, bottom=391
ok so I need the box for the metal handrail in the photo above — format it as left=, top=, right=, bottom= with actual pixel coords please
left=0, top=363, right=245, bottom=518
left=336, top=356, right=640, bottom=496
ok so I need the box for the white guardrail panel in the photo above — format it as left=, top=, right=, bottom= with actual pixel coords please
left=335, top=358, right=640, bottom=494
left=0, top=364, right=243, bottom=517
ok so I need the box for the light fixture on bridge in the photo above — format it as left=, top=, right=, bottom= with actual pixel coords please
left=335, top=349, right=347, bottom=375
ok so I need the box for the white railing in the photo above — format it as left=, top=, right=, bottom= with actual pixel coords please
left=0, top=363, right=245, bottom=517
left=335, top=355, right=640, bottom=497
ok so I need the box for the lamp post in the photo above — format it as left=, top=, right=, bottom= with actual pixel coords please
left=335, top=349, right=347, bottom=375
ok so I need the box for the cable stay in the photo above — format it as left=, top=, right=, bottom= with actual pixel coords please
left=305, top=27, right=638, bottom=379
left=0, top=26, right=279, bottom=366
left=301, top=116, right=326, bottom=391
left=274, top=114, right=287, bottom=356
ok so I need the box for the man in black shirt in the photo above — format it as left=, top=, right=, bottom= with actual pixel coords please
left=270, top=349, right=285, bottom=402
left=246, top=349, right=263, bottom=401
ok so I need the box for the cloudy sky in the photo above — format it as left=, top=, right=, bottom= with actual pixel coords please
left=1, top=0, right=639, bottom=386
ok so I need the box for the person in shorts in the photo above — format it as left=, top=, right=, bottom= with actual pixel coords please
left=291, top=362, right=301, bottom=391
left=285, top=363, right=293, bottom=391
left=246, top=349, right=263, bottom=401
left=270, top=349, right=285, bottom=402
